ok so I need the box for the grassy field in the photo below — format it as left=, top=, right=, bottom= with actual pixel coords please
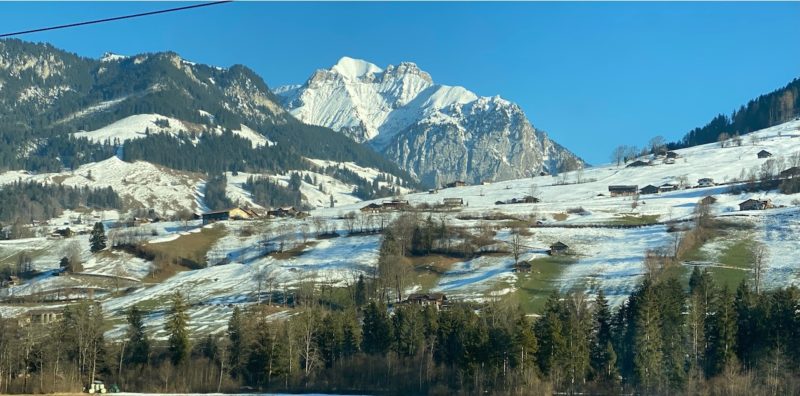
left=142, top=224, right=226, bottom=282
left=710, top=238, right=755, bottom=290
left=510, top=255, right=577, bottom=314
left=411, top=254, right=462, bottom=291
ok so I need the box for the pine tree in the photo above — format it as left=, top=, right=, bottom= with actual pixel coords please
left=393, top=304, right=424, bottom=357
left=227, top=306, right=248, bottom=378
left=89, top=222, right=107, bottom=253
left=165, top=291, right=190, bottom=365
left=512, top=313, right=537, bottom=372
left=633, top=283, right=664, bottom=391
left=705, top=287, right=737, bottom=376
left=591, top=289, right=614, bottom=381
left=354, top=274, right=366, bottom=307
left=361, top=301, right=392, bottom=354
left=125, top=305, right=150, bottom=365
left=535, top=291, right=567, bottom=378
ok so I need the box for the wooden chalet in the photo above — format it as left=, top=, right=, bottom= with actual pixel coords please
left=382, top=199, right=409, bottom=211
left=360, top=203, right=383, bottom=213
left=405, top=293, right=447, bottom=309
left=697, top=178, right=715, bottom=187
left=626, top=160, right=649, bottom=168
left=443, top=197, right=464, bottom=207
left=640, top=185, right=659, bottom=195
left=202, top=207, right=259, bottom=225
left=739, top=199, right=772, bottom=211
left=666, top=151, right=679, bottom=159
left=267, top=207, right=298, bottom=218
left=446, top=180, right=467, bottom=188
left=780, top=167, right=800, bottom=179
left=700, top=196, right=718, bottom=205
left=608, top=185, right=638, bottom=197
left=659, top=183, right=678, bottom=193
left=549, top=241, right=569, bottom=256
left=757, top=150, right=773, bottom=159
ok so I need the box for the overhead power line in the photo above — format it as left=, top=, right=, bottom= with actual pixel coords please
left=0, top=1, right=232, bottom=38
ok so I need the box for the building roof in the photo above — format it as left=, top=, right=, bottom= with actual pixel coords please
left=550, top=241, right=569, bottom=250
left=609, top=185, right=639, bottom=191
left=407, top=292, right=447, bottom=301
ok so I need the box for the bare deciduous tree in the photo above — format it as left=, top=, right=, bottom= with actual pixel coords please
left=753, top=243, right=768, bottom=295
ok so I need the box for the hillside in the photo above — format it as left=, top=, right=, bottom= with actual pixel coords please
left=276, top=57, right=585, bottom=186
left=0, top=39, right=415, bottom=192
left=2, top=119, right=799, bottom=337
left=674, top=77, right=800, bottom=148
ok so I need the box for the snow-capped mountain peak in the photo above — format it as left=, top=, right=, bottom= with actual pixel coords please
left=276, top=57, right=584, bottom=185
left=330, top=56, right=383, bottom=80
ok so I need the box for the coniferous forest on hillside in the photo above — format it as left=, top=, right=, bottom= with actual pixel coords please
left=2, top=267, right=799, bottom=395
left=674, top=78, right=800, bottom=148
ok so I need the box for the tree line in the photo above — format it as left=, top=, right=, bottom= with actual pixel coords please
left=2, top=268, right=799, bottom=395
left=0, top=181, right=121, bottom=231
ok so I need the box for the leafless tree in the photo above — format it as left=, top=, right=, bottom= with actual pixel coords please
left=342, top=211, right=357, bottom=235
left=649, top=135, right=667, bottom=155
left=611, top=145, right=627, bottom=167
left=753, top=243, right=768, bottom=295
left=510, top=227, right=525, bottom=264
left=718, top=132, right=731, bottom=148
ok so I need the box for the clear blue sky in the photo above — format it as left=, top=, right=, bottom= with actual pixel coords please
left=2, top=2, right=799, bottom=164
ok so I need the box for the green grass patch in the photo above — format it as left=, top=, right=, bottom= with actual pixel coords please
left=708, top=267, right=749, bottom=291
left=411, top=255, right=461, bottom=291
left=610, top=214, right=660, bottom=226
left=143, top=224, right=225, bottom=262
left=718, top=239, right=755, bottom=269
left=510, top=255, right=577, bottom=314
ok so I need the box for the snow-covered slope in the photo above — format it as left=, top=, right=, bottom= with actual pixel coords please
left=3, top=118, right=799, bottom=339
left=276, top=57, right=584, bottom=186
left=0, top=157, right=203, bottom=214
left=73, top=113, right=273, bottom=149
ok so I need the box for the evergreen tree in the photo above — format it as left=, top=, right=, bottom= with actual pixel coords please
left=165, top=291, right=190, bottom=365
left=633, top=282, right=664, bottom=391
left=392, top=304, right=424, bottom=357
left=227, top=306, right=249, bottom=379
left=511, top=313, right=537, bottom=372
left=705, top=287, right=737, bottom=377
left=125, top=305, right=150, bottom=365
left=590, top=289, right=615, bottom=381
left=361, top=301, right=392, bottom=354
left=89, top=222, right=107, bottom=253
left=535, top=291, right=567, bottom=378
left=354, top=274, right=367, bottom=307
left=341, top=309, right=361, bottom=357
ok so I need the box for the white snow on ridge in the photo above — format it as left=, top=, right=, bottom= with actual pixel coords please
left=0, top=157, right=202, bottom=214
left=277, top=56, right=480, bottom=145
left=72, top=113, right=273, bottom=149
left=73, top=114, right=191, bottom=144
left=331, top=56, right=383, bottom=79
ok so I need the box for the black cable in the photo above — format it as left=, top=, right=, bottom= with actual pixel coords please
left=0, top=1, right=232, bottom=38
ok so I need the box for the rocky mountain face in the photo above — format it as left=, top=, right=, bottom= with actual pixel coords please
left=276, top=57, right=584, bottom=186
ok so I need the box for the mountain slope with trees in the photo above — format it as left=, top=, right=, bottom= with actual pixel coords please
left=673, top=78, right=800, bottom=148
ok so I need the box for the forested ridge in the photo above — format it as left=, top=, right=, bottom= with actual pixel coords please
left=0, top=39, right=417, bottom=188
left=673, top=78, right=800, bottom=148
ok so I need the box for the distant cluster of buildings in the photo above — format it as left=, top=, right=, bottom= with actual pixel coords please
left=201, top=206, right=308, bottom=225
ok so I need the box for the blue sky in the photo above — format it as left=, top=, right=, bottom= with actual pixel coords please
left=1, top=2, right=799, bottom=164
